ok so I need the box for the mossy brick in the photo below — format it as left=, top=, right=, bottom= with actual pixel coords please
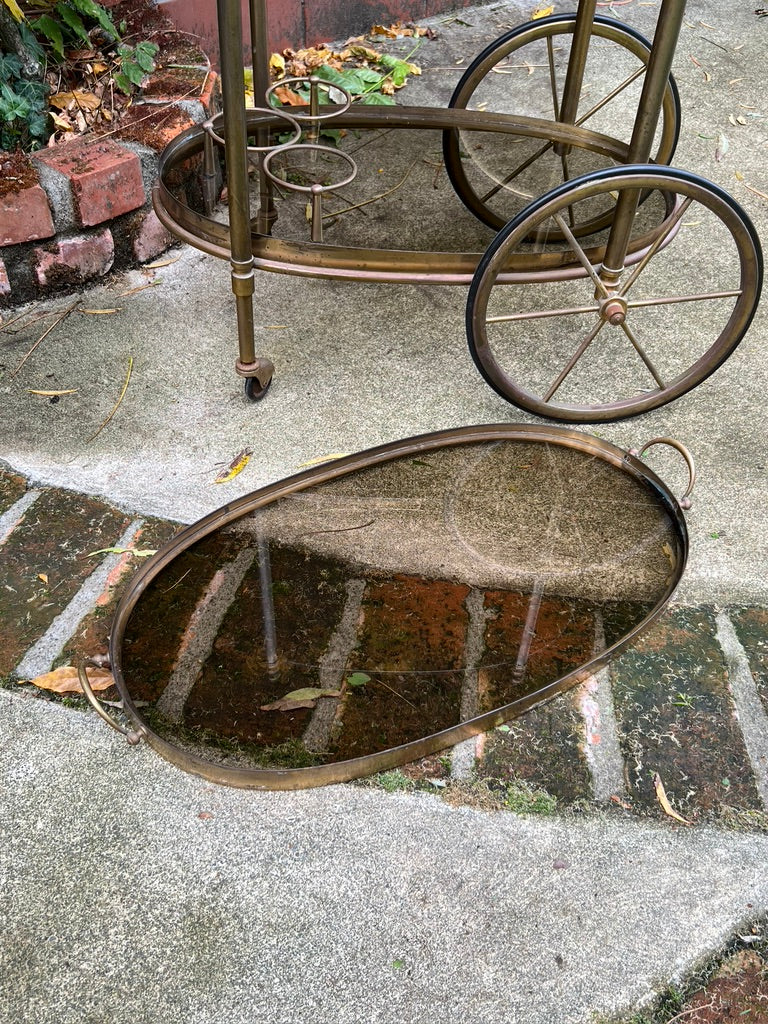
left=0, top=468, right=27, bottom=516
left=331, top=574, right=469, bottom=761
left=730, top=607, right=768, bottom=717
left=0, top=489, right=132, bottom=676
left=0, top=169, right=55, bottom=246
left=0, top=258, right=9, bottom=297
left=609, top=606, right=762, bottom=818
left=476, top=692, right=592, bottom=804
left=58, top=517, right=182, bottom=667
left=34, top=139, right=145, bottom=227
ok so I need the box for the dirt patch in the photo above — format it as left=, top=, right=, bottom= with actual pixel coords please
left=0, top=152, right=39, bottom=200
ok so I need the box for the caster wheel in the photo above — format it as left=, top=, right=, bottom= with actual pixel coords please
left=467, top=165, right=762, bottom=422
left=244, top=375, right=272, bottom=402
left=443, top=14, right=681, bottom=235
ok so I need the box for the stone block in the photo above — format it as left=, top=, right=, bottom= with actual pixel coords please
left=0, top=259, right=10, bottom=298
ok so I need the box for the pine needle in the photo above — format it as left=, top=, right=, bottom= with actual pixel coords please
left=86, top=356, right=133, bottom=442
left=9, top=299, right=79, bottom=379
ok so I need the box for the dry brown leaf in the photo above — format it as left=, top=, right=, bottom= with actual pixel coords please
left=274, top=85, right=307, bottom=106
left=28, top=665, right=115, bottom=694
left=371, top=24, right=398, bottom=37
left=653, top=772, right=692, bottom=825
left=37, top=573, right=49, bottom=584
left=50, top=90, right=102, bottom=111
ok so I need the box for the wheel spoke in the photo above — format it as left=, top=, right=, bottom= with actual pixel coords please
left=574, top=66, right=646, bottom=129
left=543, top=317, right=606, bottom=401
left=479, top=144, right=549, bottom=204
left=626, top=289, right=742, bottom=309
left=487, top=304, right=598, bottom=324
left=553, top=212, right=609, bottom=297
left=546, top=36, right=560, bottom=120
left=618, top=196, right=694, bottom=297
left=618, top=320, right=666, bottom=389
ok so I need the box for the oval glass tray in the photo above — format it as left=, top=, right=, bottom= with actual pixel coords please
left=99, top=425, right=690, bottom=789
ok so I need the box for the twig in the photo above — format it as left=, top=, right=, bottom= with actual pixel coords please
left=323, top=159, right=419, bottom=219
left=9, top=300, right=80, bottom=379
left=665, top=1003, right=715, bottom=1023
left=300, top=520, right=375, bottom=537
left=86, top=356, right=133, bottom=442
left=375, top=677, right=418, bottom=710
left=744, top=182, right=768, bottom=201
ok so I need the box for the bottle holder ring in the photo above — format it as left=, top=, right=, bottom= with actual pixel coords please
left=264, top=76, right=353, bottom=122
left=203, top=107, right=303, bottom=154
left=261, top=144, right=358, bottom=194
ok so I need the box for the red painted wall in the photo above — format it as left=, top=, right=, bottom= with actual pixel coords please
left=156, top=0, right=474, bottom=64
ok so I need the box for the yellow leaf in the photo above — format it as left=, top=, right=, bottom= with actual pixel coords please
left=143, top=256, right=180, bottom=269
left=653, top=773, right=692, bottom=825
left=215, top=447, right=253, bottom=484
left=28, top=665, right=115, bottom=694
left=27, top=388, right=78, bottom=396
left=50, top=112, right=75, bottom=131
left=531, top=4, right=555, bottom=18
left=269, top=52, right=286, bottom=75
left=38, top=573, right=49, bottom=584
left=2, top=0, right=25, bottom=22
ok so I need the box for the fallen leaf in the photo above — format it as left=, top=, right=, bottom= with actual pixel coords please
left=197, top=811, right=214, bottom=820
left=50, top=112, right=75, bottom=131
left=261, top=686, right=341, bottom=711
left=269, top=52, right=286, bottom=75
left=653, top=772, right=692, bottom=825
left=144, top=256, right=180, bottom=269
left=27, top=389, right=78, bottom=396
left=274, top=85, right=307, bottom=106
left=37, top=573, right=49, bottom=584
left=215, top=447, right=253, bottom=484
left=297, top=452, right=350, bottom=467
left=28, top=665, right=115, bottom=694
left=50, top=90, right=102, bottom=111
left=715, top=132, right=730, bottom=161
left=87, top=546, right=157, bottom=558
left=371, top=24, right=399, bottom=37
left=531, top=4, right=555, bottom=18
left=347, top=672, right=371, bottom=687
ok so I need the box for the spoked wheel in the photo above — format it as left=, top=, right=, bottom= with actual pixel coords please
left=467, top=165, right=762, bottom=423
left=443, top=14, right=681, bottom=234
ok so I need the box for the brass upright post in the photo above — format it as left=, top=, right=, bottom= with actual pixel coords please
left=556, top=0, right=598, bottom=129
left=601, top=0, right=687, bottom=277
left=217, top=0, right=257, bottom=367
left=249, top=0, right=278, bottom=234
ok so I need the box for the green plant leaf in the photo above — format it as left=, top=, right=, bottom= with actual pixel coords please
left=69, top=0, right=118, bottom=38
left=33, top=14, right=64, bottom=59
left=54, top=2, right=91, bottom=45
left=360, top=91, right=396, bottom=106
left=346, top=672, right=371, bottom=688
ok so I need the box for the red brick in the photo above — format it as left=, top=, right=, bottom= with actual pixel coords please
left=34, top=139, right=145, bottom=227
left=0, top=259, right=9, bottom=297
left=0, top=183, right=55, bottom=246
left=35, top=229, right=114, bottom=287
left=131, top=209, right=173, bottom=262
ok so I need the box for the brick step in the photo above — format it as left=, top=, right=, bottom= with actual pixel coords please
left=3, top=466, right=767, bottom=825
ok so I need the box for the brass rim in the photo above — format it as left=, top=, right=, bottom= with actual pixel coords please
left=467, top=165, right=763, bottom=423
left=108, top=424, right=688, bottom=790
left=443, top=14, right=681, bottom=234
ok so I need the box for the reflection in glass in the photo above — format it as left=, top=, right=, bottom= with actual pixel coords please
left=120, top=439, right=680, bottom=771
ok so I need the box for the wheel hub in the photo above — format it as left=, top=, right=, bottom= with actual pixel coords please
left=600, top=296, right=627, bottom=326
